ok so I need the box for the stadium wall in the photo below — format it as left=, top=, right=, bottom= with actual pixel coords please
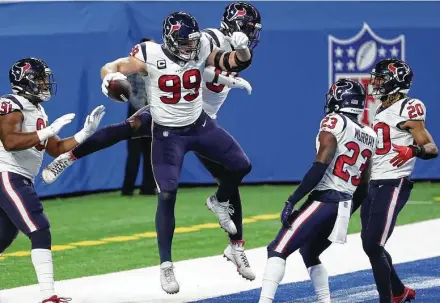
left=0, top=1, right=439, bottom=197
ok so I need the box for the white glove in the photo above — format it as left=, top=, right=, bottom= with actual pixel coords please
left=225, top=32, right=249, bottom=50
left=226, top=77, right=252, bottom=95
left=101, top=72, right=127, bottom=97
left=37, top=113, right=76, bottom=142
left=74, top=105, right=106, bottom=144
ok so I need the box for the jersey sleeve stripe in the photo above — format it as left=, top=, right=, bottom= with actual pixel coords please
left=140, top=42, right=147, bottom=62
left=203, top=29, right=221, bottom=47
left=337, top=113, right=347, bottom=131
left=3, top=95, right=23, bottom=110
left=399, top=98, right=410, bottom=116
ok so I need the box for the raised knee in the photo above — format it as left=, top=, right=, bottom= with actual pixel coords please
left=29, top=228, right=51, bottom=250
left=127, top=116, right=142, bottom=132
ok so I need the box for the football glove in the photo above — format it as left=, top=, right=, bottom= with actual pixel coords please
left=227, top=77, right=252, bottom=95
left=74, top=105, right=106, bottom=144
left=225, top=32, right=249, bottom=50
left=281, top=201, right=300, bottom=228
left=37, top=113, right=75, bottom=142
left=101, top=72, right=127, bottom=97
left=390, top=144, right=416, bottom=167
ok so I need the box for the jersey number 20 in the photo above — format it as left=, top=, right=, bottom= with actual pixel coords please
left=158, top=69, right=201, bottom=104
left=333, top=141, right=372, bottom=186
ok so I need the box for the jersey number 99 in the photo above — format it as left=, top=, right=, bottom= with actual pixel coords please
left=158, top=69, right=202, bottom=104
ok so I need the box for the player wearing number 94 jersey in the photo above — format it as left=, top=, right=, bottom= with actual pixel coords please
left=100, top=11, right=253, bottom=294
left=259, top=79, right=377, bottom=303
left=361, top=58, right=438, bottom=303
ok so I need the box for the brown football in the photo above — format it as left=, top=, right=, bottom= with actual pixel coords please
left=107, top=79, right=132, bottom=102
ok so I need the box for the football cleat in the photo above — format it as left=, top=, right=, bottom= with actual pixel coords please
left=160, top=261, right=179, bottom=294
left=42, top=152, right=76, bottom=184
left=224, top=240, right=256, bottom=281
left=393, top=287, right=416, bottom=303
left=206, top=195, right=237, bottom=235
left=41, top=295, right=71, bottom=303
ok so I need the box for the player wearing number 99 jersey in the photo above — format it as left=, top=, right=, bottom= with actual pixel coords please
left=99, top=11, right=253, bottom=294
left=259, top=79, right=376, bottom=303
left=361, top=58, right=438, bottom=303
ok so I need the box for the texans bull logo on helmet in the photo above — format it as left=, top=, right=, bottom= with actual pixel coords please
left=12, top=62, right=31, bottom=82
left=387, top=63, right=411, bottom=83
left=331, top=81, right=354, bottom=101
left=226, top=4, right=246, bottom=21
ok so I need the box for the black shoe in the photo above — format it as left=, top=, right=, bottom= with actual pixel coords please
left=121, top=191, right=134, bottom=197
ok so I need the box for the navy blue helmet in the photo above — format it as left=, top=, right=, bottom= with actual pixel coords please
left=162, top=12, right=201, bottom=61
left=369, top=58, right=413, bottom=99
left=221, top=2, right=262, bottom=50
left=325, top=79, right=366, bottom=116
left=9, top=58, right=56, bottom=102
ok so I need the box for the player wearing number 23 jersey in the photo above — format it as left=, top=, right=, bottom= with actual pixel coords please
left=361, top=58, right=438, bottom=303
left=99, top=11, right=254, bottom=294
left=259, top=79, right=376, bottom=303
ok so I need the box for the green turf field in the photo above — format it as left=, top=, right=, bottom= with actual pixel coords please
left=1, top=183, right=439, bottom=290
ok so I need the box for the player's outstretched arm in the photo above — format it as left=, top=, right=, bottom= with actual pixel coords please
left=202, top=66, right=252, bottom=94
left=390, top=120, right=438, bottom=167
left=0, top=111, right=75, bottom=152
left=0, top=112, right=43, bottom=151
left=45, top=105, right=105, bottom=157
left=206, top=32, right=252, bottom=73
left=100, top=56, right=146, bottom=80
left=281, top=131, right=337, bottom=227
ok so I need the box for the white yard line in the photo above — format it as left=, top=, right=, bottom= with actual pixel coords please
left=1, top=219, right=439, bottom=303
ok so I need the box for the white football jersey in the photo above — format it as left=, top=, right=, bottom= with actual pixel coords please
left=130, top=35, right=214, bottom=127
left=0, top=94, right=48, bottom=180
left=370, top=97, right=426, bottom=180
left=314, top=113, right=377, bottom=195
left=201, top=28, right=238, bottom=119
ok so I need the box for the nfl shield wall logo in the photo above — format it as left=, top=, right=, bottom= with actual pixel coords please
left=328, top=23, right=405, bottom=125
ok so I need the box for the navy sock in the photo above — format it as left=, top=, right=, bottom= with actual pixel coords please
left=228, top=187, right=243, bottom=241
left=385, top=249, right=405, bottom=296
left=368, top=246, right=392, bottom=302
left=29, top=228, right=52, bottom=250
left=72, top=120, right=133, bottom=159
left=156, top=191, right=176, bottom=263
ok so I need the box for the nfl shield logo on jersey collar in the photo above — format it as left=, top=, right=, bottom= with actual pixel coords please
left=328, top=23, right=405, bottom=125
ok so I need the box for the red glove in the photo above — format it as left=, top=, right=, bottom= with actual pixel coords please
left=390, top=144, right=416, bottom=167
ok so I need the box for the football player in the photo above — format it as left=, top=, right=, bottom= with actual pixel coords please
left=61, top=11, right=251, bottom=294
left=259, top=79, right=377, bottom=303
left=42, top=2, right=261, bottom=283
left=361, top=58, right=437, bottom=303
left=0, top=58, right=105, bottom=303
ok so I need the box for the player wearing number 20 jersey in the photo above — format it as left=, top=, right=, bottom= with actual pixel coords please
left=99, top=11, right=254, bottom=294
left=361, top=58, right=437, bottom=303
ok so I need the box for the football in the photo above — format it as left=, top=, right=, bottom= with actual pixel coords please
left=356, top=40, right=377, bottom=71
left=107, top=79, right=132, bottom=102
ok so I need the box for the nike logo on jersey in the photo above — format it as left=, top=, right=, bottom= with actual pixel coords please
left=202, top=120, right=207, bottom=127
